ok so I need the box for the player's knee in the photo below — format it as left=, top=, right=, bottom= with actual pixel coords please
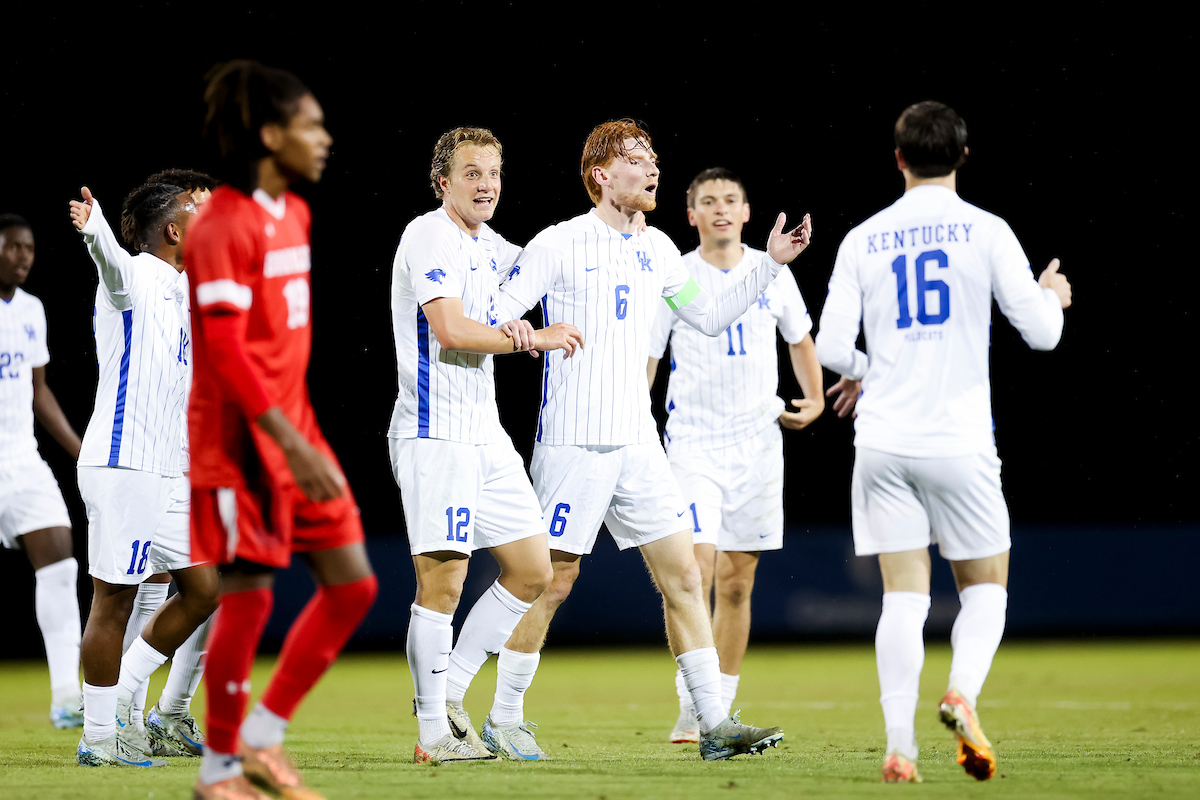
left=665, top=559, right=703, bottom=604
left=716, top=575, right=754, bottom=608
left=544, top=562, right=580, bottom=604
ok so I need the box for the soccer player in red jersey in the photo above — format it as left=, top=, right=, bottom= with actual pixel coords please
left=184, top=61, right=377, bottom=800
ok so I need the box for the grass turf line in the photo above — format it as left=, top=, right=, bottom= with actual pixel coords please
left=1, top=641, right=1198, bottom=799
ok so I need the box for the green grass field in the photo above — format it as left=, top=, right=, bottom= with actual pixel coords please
left=2, top=640, right=1197, bottom=799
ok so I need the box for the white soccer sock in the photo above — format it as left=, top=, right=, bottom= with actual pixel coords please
left=407, top=603, right=453, bottom=744
left=160, top=612, right=213, bottom=715
left=240, top=702, right=289, bottom=748
left=132, top=680, right=149, bottom=732
left=674, top=669, right=692, bottom=712
left=948, top=583, right=1008, bottom=708
left=118, top=637, right=169, bottom=703
left=876, top=591, right=930, bottom=761
left=198, top=746, right=243, bottom=785
left=122, top=581, right=169, bottom=652
left=34, top=558, right=81, bottom=702
left=720, top=672, right=740, bottom=715
left=82, top=681, right=118, bottom=742
left=490, top=647, right=540, bottom=725
left=445, top=581, right=532, bottom=706
left=676, top=647, right=726, bottom=733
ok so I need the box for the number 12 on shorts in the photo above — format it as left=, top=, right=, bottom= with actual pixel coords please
left=127, top=540, right=152, bottom=575
left=445, top=507, right=470, bottom=542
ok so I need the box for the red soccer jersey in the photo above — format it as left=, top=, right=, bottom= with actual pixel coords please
left=185, top=185, right=323, bottom=489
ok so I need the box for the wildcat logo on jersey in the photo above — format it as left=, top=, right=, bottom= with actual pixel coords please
left=491, top=258, right=498, bottom=272
left=509, top=266, right=521, bottom=279
left=637, top=251, right=652, bottom=271
left=24, top=324, right=35, bottom=341
left=425, top=269, right=446, bottom=284
left=488, top=294, right=498, bottom=326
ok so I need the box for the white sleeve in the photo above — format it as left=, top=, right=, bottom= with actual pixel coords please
left=79, top=197, right=137, bottom=311
left=406, top=225, right=467, bottom=307
left=815, top=238, right=869, bottom=379
left=772, top=267, right=813, bottom=344
left=648, top=299, right=675, bottom=359
left=495, top=234, right=558, bottom=321
left=669, top=250, right=784, bottom=336
left=989, top=220, right=1064, bottom=351
left=30, top=299, right=51, bottom=368
left=492, top=233, right=523, bottom=277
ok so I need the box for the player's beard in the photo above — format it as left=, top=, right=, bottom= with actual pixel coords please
left=617, top=186, right=657, bottom=213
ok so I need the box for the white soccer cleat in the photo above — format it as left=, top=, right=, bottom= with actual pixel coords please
left=147, top=702, right=204, bottom=756
left=698, top=711, right=783, bottom=761
left=76, top=731, right=167, bottom=767
left=670, top=705, right=699, bottom=743
left=50, top=694, right=84, bottom=729
left=447, top=702, right=490, bottom=755
left=481, top=716, right=554, bottom=761
left=414, top=733, right=499, bottom=764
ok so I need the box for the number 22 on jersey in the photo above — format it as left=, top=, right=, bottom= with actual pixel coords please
left=892, top=248, right=950, bottom=329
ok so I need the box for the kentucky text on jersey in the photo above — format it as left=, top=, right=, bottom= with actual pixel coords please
left=866, top=223, right=972, bottom=252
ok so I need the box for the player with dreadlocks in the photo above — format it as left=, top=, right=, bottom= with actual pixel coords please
left=68, top=171, right=221, bottom=768
left=184, top=60, right=376, bottom=800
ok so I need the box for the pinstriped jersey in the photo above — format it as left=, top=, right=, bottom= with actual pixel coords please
left=0, top=288, right=51, bottom=466
left=496, top=210, right=691, bottom=446
left=650, top=246, right=811, bottom=454
left=389, top=209, right=521, bottom=444
left=76, top=199, right=189, bottom=477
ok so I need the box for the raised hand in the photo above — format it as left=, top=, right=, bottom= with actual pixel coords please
left=69, top=186, right=95, bottom=230
left=779, top=397, right=824, bottom=430
left=500, top=318, right=539, bottom=356
left=1038, top=258, right=1072, bottom=309
left=767, top=212, right=813, bottom=265
left=534, top=322, right=584, bottom=357
left=825, top=376, right=861, bottom=419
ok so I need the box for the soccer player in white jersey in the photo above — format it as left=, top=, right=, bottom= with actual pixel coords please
left=647, top=168, right=825, bottom=743
left=68, top=179, right=220, bottom=768
left=815, top=101, right=1072, bottom=783
left=0, top=213, right=86, bottom=729
left=491, top=119, right=810, bottom=761
left=389, top=127, right=583, bottom=764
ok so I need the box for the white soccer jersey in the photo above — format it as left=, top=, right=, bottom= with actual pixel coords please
left=496, top=211, right=692, bottom=446
left=0, top=288, right=52, bottom=468
left=76, top=198, right=190, bottom=478
left=650, top=246, right=812, bottom=452
left=388, top=208, right=521, bottom=444
left=815, top=185, right=1064, bottom=458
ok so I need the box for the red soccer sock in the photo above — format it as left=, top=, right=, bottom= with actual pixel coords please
left=261, top=575, right=377, bottom=720
left=203, top=588, right=274, bottom=754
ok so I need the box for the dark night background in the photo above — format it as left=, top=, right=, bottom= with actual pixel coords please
left=1, top=6, right=1194, bottom=654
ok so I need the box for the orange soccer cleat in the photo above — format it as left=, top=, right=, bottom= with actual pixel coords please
left=192, top=774, right=273, bottom=800
left=881, top=752, right=922, bottom=783
left=938, top=689, right=997, bottom=780
left=239, top=743, right=326, bottom=800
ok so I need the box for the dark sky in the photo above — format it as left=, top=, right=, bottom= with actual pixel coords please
left=2, top=6, right=1194, bottom=537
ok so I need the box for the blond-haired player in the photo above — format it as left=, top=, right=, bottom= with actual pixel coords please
left=490, top=119, right=810, bottom=761
left=816, top=101, right=1072, bottom=783
left=648, top=167, right=824, bottom=742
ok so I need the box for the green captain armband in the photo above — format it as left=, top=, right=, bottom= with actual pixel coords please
left=665, top=278, right=701, bottom=310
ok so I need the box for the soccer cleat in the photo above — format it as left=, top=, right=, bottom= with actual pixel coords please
left=147, top=702, right=205, bottom=756
left=670, top=705, right=699, bottom=743
left=115, top=697, right=158, bottom=757
left=50, top=695, right=85, bottom=729
left=698, top=711, right=783, bottom=761
left=193, top=775, right=274, bottom=800
left=414, top=732, right=499, bottom=763
left=881, top=752, right=923, bottom=783
left=76, top=731, right=167, bottom=767
left=447, top=702, right=490, bottom=755
left=239, top=742, right=327, bottom=799
left=481, top=716, right=553, bottom=761
left=938, top=689, right=997, bottom=781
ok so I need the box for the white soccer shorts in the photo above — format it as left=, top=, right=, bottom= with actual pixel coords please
left=668, top=423, right=784, bottom=552
left=530, top=442, right=689, bottom=556
left=850, top=446, right=1011, bottom=561
left=78, top=466, right=195, bottom=584
left=389, top=435, right=546, bottom=556
left=0, top=456, right=72, bottom=548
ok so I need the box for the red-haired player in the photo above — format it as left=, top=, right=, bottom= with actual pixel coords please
left=184, top=61, right=377, bottom=800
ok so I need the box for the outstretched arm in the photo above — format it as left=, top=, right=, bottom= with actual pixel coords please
left=671, top=213, right=812, bottom=336
left=32, top=366, right=81, bottom=459
left=778, top=334, right=825, bottom=430
left=70, top=187, right=137, bottom=308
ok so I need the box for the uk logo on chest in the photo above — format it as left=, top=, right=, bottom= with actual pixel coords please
left=637, top=251, right=652, bottom=271
left=24, top=324, right=36, bottom=341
